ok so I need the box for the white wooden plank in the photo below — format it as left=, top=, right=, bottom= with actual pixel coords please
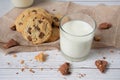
left=0, top=0, right=120, bottom=80
left=0, top=48, right=120, bottom=68
left=0, top=68, right=120, bottom=80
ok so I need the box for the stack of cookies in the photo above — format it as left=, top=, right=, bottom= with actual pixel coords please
left=14, top=8, right=62, bottom=44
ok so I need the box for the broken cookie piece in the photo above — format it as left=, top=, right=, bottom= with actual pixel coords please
left=35, top=52, right=46, bottom=62
left=29, top=68, right=35, bottom=73
left=3, top=39, right=19, bottom=49
left=20, top=60, right=24, bottom=64
left=59, top=62, right=71, bottom=75
left=95, top=60, right=108, bottom=73
left=99, top=22, right=112, bottom=30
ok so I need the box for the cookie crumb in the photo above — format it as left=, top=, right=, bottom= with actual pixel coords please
left=13, top=54, right=17, bottom=58
left=95, top=60, right=108, bottom=73
left=94, top=36, right=101, bottom=41
left=99, top=22, right=112, bottom=30
left=35, top=52, right=46, bottom=62
left=53, top=9, right=56, bottom=11
left=7, top=62, right=10, bottom=65
left=40, top=67, right=43, bottom=71
left=16, top=72, right=19, bottom=74
left=20, top=60, right=24, bottom=64
left=29, top=68, right=35, bottom=73
left=103, top=57, right=106, bottom=59
left=59, top=62, right=71, bottom=75
left=110, top=49, right=114, bottom=53
left=21, top=68, right=25, bottom=72
left=78, top=73, right=86, bottom=78
left=24, top=66, right=29, bottom=69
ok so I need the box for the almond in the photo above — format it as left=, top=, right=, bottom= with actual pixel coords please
left=3, top=39, right=19, bottom=49
left=99, top=22, right=112, bottom=30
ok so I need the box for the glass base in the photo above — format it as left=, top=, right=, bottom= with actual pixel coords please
left=61, top=51, right=89, bottom=62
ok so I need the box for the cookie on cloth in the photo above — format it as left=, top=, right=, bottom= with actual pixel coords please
left=21, top=14, right=52, bottom=44
left=46, top=27, right=59, bottom=42
left=15, top=8, right=52, bottom=33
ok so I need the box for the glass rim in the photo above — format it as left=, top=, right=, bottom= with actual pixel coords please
left=60, top=13, right=96, bottom=37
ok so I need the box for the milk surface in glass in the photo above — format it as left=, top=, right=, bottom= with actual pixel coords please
left=60, top=20, right=94, bottom=61
left=11, top=0, right=34, bottom=8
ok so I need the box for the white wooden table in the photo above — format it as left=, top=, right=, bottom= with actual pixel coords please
left=0, top=0, right=120, bottom=80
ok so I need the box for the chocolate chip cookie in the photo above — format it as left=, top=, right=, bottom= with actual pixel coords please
left=21, top=14, right=52, bottom=44
left=15, top=8, right=52, bottom=33
left=46, top=27, right=59, bottom=42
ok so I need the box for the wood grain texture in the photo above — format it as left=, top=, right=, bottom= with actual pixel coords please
left=0, top=0, right=120, bottom=80
left=0, top=69, right=120, bottom=80
left=0, top=48, right=120, bottom=80
left=0, top=49, right=120, bottom=69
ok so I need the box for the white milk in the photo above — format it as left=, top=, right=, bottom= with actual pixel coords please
left=60, top=20, right=94, bottom=60
left=11, top=0, right=34, bottom=8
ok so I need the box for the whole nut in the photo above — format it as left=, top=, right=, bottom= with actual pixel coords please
left=3, top=39, right=19, bottom=49
left=99, top=22, right=112, bottom=30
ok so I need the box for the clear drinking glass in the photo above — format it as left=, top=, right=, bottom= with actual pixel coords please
left=11, top=0, right=34, bottom=8
left=60, top=13, right=96, bottom=62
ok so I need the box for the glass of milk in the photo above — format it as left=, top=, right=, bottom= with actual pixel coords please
left=11, top=0, right=34, bottom=8
left=60, top=13, right=96, bottom=61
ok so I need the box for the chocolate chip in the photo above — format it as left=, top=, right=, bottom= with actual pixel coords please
left=34, top=26, right=40, bottom=31
left=22, top=15, right=25, bottom=18
left=33, top=17, right=37, bottom=21
left=35, top=17, right=37, bottom=19
left=3, top=39, right=19, bottom=49
left=42, top=17, right=44, bottom=20
left=52, top=22, right=55, bottom=27
left=27, top=36, right=32, bottom=41
left=19, top=22, right=23, bottom=25
left=52, top=22, right=59, bottom=28
left=10, top=24, right=16, bottom=31
left=32, top=10, right=37, bottom=14
left=38, top=20, right=43, bottom=23
left=53, top=17, right=59, bottom=22
left=39, top=32, right=45, bottom=38
left=27, top=28, right=32, bottom=34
